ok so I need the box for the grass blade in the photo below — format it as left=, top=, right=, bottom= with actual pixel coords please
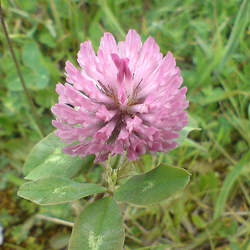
left=99, top=0, right=125, bottom=39
left=216, top=0, right=249, bottom=73
left=213, top=152, right=250, bottom=220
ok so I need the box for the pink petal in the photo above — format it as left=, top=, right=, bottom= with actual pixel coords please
left=96, top=105, right=117, bottom=122
left=118, top=29, right=142, bottom=73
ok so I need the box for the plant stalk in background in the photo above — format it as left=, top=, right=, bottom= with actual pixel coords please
left=0, top=2, right=45, bottom=136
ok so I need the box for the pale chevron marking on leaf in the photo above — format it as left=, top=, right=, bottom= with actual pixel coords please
left=52, top=187, right=66, bottom=196
left=88, top=231, right=103, bottom=250
left=142, top=181, right=154, bottom=192
left=43, top=147, right=62, bottom=165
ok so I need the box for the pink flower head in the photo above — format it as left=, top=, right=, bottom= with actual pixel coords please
left=51, top=30, right=189, bottom=162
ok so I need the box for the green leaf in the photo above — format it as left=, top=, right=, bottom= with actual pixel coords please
left=20, top=41, right=50, bottom=90
left=114, top=165, right=190, bottom=205
left=17, top=176, right=106, bottom=205
left=176, top=114, right=200, bottom=145
left=69, top=197, right=124, bottom=250
left=23, top=133, right=94, bottom=180
left=213, top=152, right=250, bottom=220
left=22, top=41, right=43, bottom=69
left=6, top=66, right=49, bottom=91
left=38, top=32, right=56, bottom=48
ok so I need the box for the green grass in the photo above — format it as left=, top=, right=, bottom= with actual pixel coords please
left=0, top=0, right=249, bottom=249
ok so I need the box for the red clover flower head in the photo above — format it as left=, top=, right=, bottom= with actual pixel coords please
left=51, top=30, right=189, bottom=162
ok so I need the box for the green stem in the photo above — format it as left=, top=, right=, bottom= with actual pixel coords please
left=0, top=2, right=45, bottom=137
left=36, top=214, right=74, bottom=227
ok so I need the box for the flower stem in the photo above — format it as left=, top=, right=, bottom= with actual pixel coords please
left=0, top=2, right=45, bottom=137
left=36, top=214, right=74, bottom=227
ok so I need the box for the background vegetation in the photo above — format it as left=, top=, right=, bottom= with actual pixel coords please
left=0, top=0, right=249, bottom=249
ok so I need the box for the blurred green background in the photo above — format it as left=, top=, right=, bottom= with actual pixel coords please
left=0, top=0, right=249, bottom=249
